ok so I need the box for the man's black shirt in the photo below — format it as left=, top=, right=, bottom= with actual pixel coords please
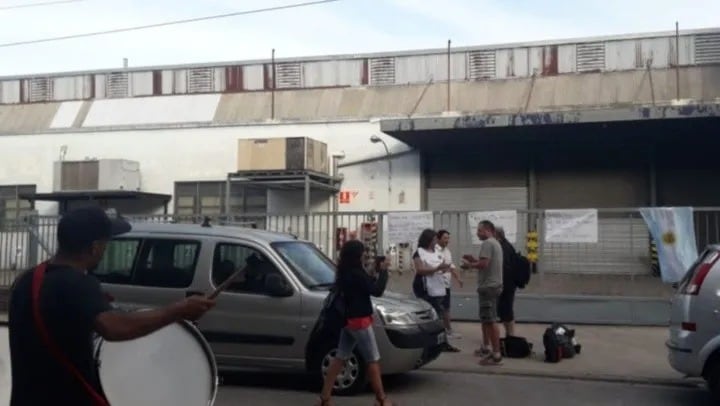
left=8, top=264, right=112, bottom=406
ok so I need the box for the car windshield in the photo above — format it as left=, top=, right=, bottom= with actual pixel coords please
left=271, top=241, right=336, bottom=288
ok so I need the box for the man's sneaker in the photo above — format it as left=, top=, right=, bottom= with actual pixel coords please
left=474, top=347, right=491, bottom=358
left=442, top=343, right=461, bottom=353
left=479, top=354, right=503, bottom=366
left=446, top=330, right=462, bottom=339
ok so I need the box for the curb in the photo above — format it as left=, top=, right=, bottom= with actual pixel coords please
left=421, top=365, right=703, bottom=388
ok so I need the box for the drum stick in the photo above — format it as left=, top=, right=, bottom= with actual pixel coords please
left=208, top=268, right=245, bottom=300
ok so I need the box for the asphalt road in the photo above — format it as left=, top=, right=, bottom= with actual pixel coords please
left=214, top=370, right=713, bottom=406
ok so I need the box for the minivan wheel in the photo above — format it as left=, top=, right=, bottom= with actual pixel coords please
left=316, top=347, right=368, bottom=396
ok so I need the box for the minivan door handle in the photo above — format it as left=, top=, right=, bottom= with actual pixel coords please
left=186, top=290, right=205, bottom=298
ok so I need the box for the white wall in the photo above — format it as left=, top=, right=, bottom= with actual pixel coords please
left=336, top=152, right=422, bottom=212
left=0, top=121, right=417, bottom=215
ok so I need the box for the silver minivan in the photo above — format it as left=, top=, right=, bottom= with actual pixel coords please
left=92, top=222, right=446, bottom=395
left=667, top=245, right=720, bottom=400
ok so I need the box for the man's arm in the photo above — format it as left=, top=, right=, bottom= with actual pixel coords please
left=67, top=273, right=215, bottom=342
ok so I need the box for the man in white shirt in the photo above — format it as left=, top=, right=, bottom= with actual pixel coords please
left=435, top=230, right=463, bottom=339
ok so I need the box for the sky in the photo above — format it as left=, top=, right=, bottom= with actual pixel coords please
left=0, top=0, right=719, bottom=76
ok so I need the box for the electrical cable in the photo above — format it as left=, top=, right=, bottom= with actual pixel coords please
left=0, top=0, right=84, bottom=11
left=0, top=0, right=342, bottom=48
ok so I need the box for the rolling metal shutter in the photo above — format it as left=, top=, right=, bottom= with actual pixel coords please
left=427, top=187, right=529, bottom=263
left=536, top=170, right=650, bottom=275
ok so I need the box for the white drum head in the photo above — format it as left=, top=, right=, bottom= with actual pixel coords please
left=1, top=324, right=10, bottom=406
left=97, top=321, right=217, bottom=406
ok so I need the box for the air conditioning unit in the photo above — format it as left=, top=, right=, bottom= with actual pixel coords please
left=237, top=137, right=329, bottom=174
left=52, top=159, right=141, bottom=192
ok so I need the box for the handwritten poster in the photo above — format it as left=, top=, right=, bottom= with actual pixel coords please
left=544, top=209, right=598, bottom=243
left=639, top=207, right=699, bottom=284
left=386, top=211, right=434, bottom=245
left=468, top=210, right=518, bottom=244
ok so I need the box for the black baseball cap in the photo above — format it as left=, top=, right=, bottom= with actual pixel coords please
left=57, top=207, right=132, bottom=252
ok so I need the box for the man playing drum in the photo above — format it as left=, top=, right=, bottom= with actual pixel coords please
left=7, top=207, right=216, bottom=406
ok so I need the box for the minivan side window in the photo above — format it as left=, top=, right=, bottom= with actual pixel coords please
left=135, top=239, right=201, bottom=288
left=93, top=238, right=141, bottom=284
left=212, top=243, right=284, bottom=295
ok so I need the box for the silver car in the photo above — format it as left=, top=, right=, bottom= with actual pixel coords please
left=667, top=245, right=720, bottom=400
left=92, top=222, right=446, bottom=395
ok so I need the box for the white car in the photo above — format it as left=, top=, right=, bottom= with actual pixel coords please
left=667, top=245, right=720, bottom=400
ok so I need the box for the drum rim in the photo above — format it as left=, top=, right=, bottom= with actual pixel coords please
left=95, top=318, right=219, bottom=406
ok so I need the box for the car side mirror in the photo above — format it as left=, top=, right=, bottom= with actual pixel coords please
left=265, top=274, right=293, bottom=297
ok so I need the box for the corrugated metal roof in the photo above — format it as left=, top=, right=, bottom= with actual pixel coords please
left=1, top=65, right=719, bottom=135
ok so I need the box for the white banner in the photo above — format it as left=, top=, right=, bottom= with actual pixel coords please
left=386, top=211, right=434, bottom=246
left=544, top=209, right=599, bottom=243
left=468, top=210, right=518, bottom=244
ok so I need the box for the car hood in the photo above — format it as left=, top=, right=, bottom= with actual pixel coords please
left=303, top=289, right=432, bottom=313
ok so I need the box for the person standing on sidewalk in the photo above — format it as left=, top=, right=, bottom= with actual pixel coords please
left=435, top=229, right=464, bottom=339
left=8, top=207, right=216, bottom=406
left=412, top=229, right=459, bottom=352
left=496, top=226, right=518, bottom=337
left=462, top=220, right=504, bottom=366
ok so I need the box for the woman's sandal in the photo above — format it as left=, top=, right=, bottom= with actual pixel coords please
left=317, top=396, right=332, bottom=406
left=374, top=396, right=395, bottom=406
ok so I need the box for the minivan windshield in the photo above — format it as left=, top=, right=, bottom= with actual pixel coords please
left=271, top=241, right=336, bottom=288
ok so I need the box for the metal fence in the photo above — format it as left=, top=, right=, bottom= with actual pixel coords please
left=2, top=208, right=720, bottom=299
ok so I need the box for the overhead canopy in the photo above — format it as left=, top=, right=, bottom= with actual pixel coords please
left=380, top=102, right=720, bottom=148
left=20, top=190, right=172, bottom=214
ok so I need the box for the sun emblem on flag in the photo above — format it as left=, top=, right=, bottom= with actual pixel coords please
left=662, top=231, right=676, bottom=245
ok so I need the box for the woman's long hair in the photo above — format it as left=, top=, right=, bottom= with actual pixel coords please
left=335, top=239, right=366, bottom=284
left=417, top=228, right=436, bottom=250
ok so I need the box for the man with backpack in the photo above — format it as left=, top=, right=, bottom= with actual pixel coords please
left=496, top=226, right=526, bottom=338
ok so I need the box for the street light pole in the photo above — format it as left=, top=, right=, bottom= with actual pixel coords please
left=370, top=135, right=392, bottom=210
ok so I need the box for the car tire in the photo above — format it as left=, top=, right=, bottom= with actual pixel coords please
left=707, top=359, right=720, bottom=402
left=310, top=342, right=368, bottom=396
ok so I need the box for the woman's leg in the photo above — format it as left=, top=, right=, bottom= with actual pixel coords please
left=320, top=329, right=355, bottom=401
left=352, top=327, right=390, bottom=403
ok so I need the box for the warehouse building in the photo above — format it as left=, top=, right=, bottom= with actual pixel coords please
left=0, top=27, right=719, bottom=275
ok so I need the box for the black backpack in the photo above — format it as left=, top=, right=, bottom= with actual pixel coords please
left=543, top=323, right=582, bottom=363
left=514, top=253, right=531, bottom=289
left=500, top=335, right=533, bottom=358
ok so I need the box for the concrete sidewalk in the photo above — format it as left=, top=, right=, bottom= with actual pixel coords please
left=428, top=322, right=701, bottom=387
left=0, top=313, right=700, bottom=387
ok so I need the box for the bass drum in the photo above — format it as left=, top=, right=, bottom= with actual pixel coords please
left=94, top=318, right=218, bottom=406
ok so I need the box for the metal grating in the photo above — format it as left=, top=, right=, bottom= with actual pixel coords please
left=106, top=72, right=129, bottom=98
left=28, top=77, right=53, bottom=102
left=468, top=50, right=496, bottom=80
left=695, top=33, right=720, bottom=64
left=275, top=63, right=302, bottom=88
left=369, top=57, right=396, bottom=85
left=187, top=67, right=214, bottom=93
left=576, top=42, right=606, bottom=72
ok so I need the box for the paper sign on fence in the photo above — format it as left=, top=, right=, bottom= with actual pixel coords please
left=639, top=207, right=699, bottom=284
left=386, top=211, right=434, bottom=246
left=468, top=210, right=518, bottom=245
left=544, top=209, right=598, bottom=243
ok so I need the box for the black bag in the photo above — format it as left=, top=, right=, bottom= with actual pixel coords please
left=514, top=253, right=531, bottom=289
left=412, top=274, right=426, bottom=298
left=543, top=326, right=563, bottom=363
left=315, top=286, right=347, bottom=335
left=543, top=323, right=581, bottom=363
left=500, top=335, right=533, bottom=358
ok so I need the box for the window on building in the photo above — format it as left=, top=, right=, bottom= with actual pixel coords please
left=211, top=243, right=285, bottom=295
left=0, top=185, right=36, bottom=228
left=173, top=181, right=267, bottom=216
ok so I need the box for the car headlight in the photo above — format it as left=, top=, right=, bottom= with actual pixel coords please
left=376, top=305, right=416, bottom=326
left=427, top=306, right=439, bottom=321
